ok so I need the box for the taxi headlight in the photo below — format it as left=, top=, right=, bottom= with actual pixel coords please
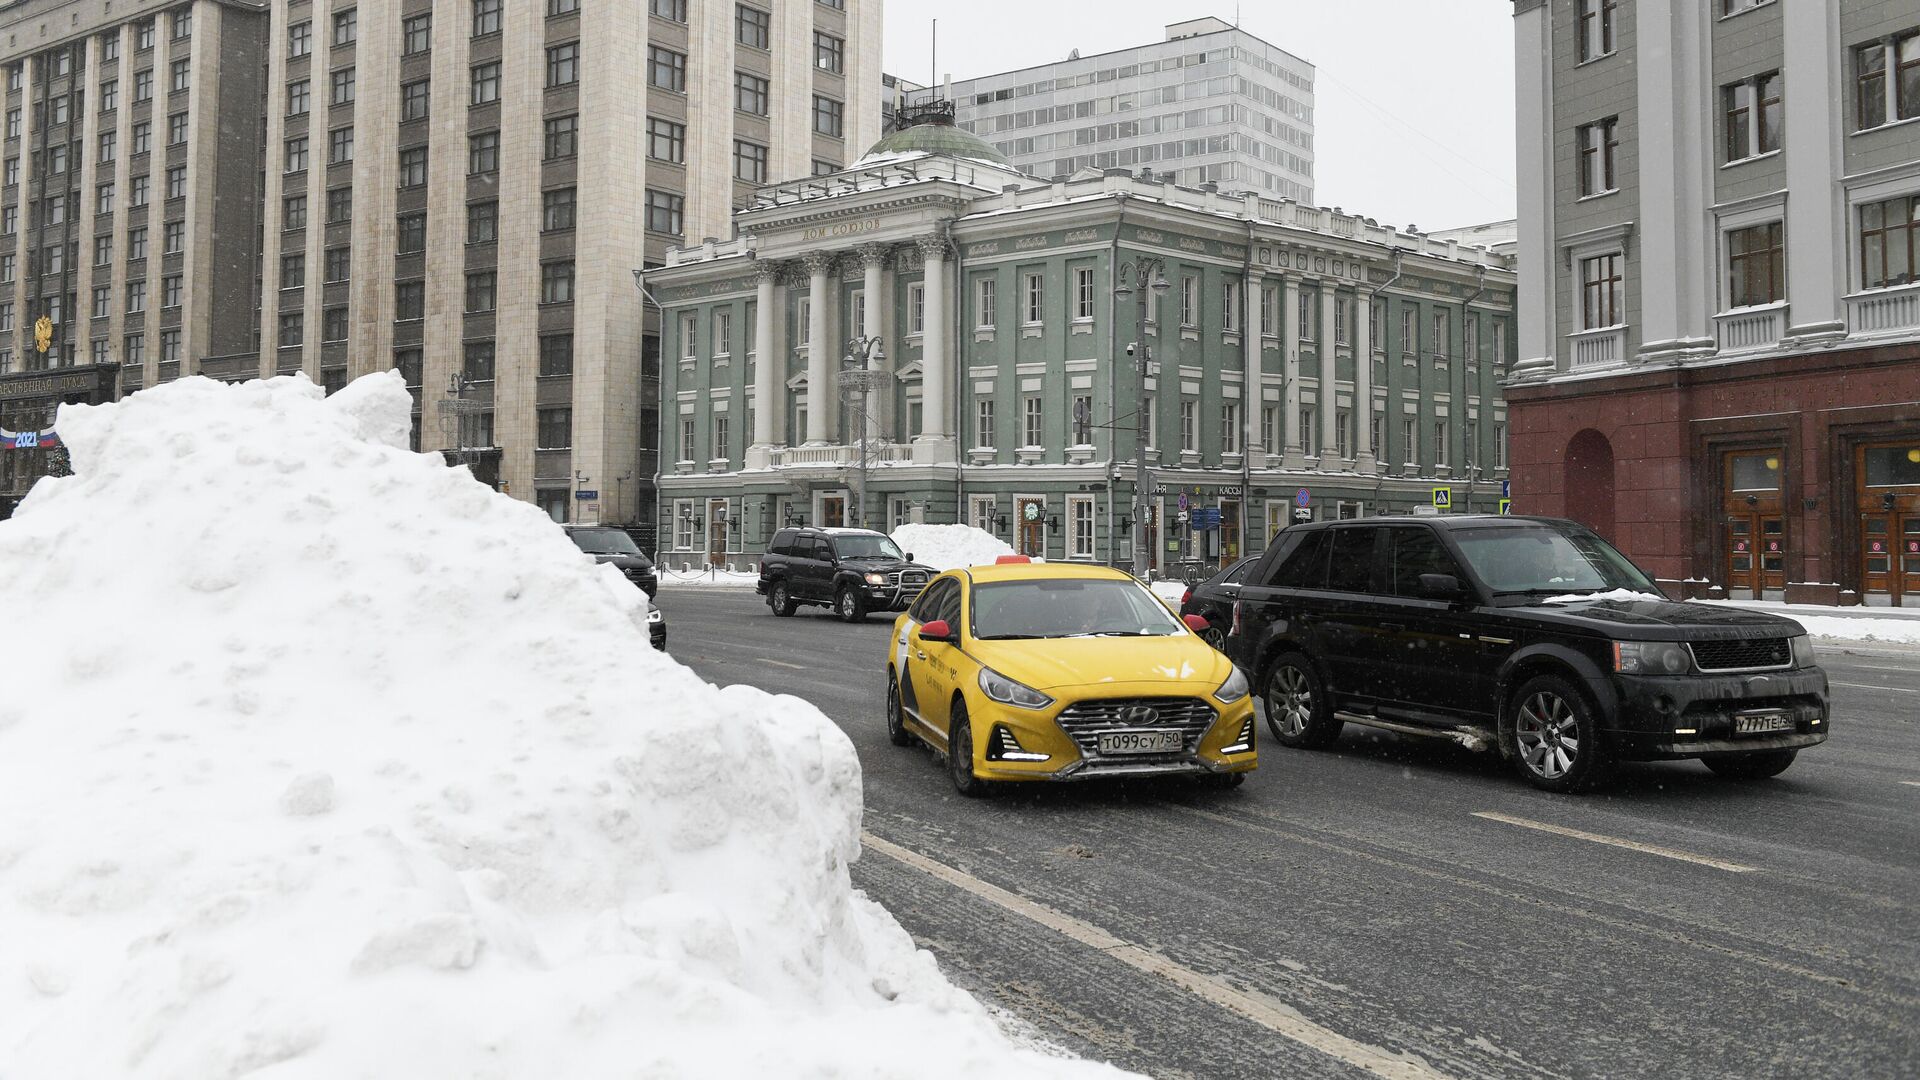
left=1215, top=666, right=1250, bottom=703
left=864, top=572, right=888, bottom=586
left=1789, top=634, right=1815, bottom=668
left=1612, top=640, right=1691, bottom=675
left=978, top=667, right=1053, bottom=710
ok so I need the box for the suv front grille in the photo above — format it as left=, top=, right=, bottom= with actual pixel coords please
left=1054, top=697, right=1217, bottom=757
left=890, top=569, right=930, bottom=604
left=1689, top=638, right=1792, bottom=672
left=623, top=567, right=655, bottom=584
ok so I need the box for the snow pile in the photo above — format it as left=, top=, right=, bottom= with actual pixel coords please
left=1774, top=614, right=1920, bottom=646
left=0, top=374, right=1133, bottom=1079
left=890, top=522, right=1015, bottom=570
left=1538, top=588, right=1670, bottom=605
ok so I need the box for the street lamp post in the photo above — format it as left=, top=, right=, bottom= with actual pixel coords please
left=1114, top=259, right=1171, bottom=579
left=839, top=335, right=888, bottom=531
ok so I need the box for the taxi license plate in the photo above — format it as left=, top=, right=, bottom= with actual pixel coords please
left=1097, top=730, right=1184, bottom=755
left=1733, top=710, right=1794, bottom=735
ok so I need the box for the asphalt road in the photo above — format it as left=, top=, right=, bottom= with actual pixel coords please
left=658, top=587, right=1920, bottom=1080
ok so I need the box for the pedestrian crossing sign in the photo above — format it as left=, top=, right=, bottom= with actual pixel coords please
left=1498, top=498, right=1512, bottom=516
left=1431, top=487, right=1451, bottom=510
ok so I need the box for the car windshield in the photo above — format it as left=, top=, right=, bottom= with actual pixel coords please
left=833, top=534, right=905, bottom=560
left=971, top=578, right=1184, bottom=639
left=1452, top=525, right=1659, bottom=598
left=567, top=528, right=643, bottom=557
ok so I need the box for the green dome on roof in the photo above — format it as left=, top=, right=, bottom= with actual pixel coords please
left=862, top=121, right=1012, bottom=166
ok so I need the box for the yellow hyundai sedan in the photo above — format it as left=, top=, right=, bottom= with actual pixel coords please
left=885, top=559, right=1257, bottom=794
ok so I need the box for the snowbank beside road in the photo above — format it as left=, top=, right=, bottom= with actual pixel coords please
left=890, top=523, right=1014, bottom=570
left=0, top=374, right=1132, bottom=1079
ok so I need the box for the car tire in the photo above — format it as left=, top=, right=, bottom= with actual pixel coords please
left=1200, top=625, right=1228, bottom=652
left=1201, top=771, right=1245, bottom=790
left=948, top=701, right=988, bottom=797
left=836, top=586, right=868, bottom=623
left=886, top=670, right=914, bottom=747
left=1702, top=748, right=1797, bottom=780
left=1508, top=674, right=1613, bottom=793
left=769, top=582, right=797, bottom=617
left=1261, top=652, right=1342, bottom=749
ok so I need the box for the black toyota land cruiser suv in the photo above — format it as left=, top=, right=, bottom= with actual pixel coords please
left=1221, top=515, right=1829, bottom=792
left=757, top=527, right=936, bottom=622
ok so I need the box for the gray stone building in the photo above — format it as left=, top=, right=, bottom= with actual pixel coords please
left=923, top=16, right=1315, bottom=202
left=0, top=0, right=881, bottom=529
left=645, top=115, right=1515, bottom=576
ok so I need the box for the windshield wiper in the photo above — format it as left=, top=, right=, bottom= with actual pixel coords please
left=978, top=633, right=1045, bottom=640
left=1497, top=587, right=1601, bottom=597
left=1089, top=630, right=1158, bottom=637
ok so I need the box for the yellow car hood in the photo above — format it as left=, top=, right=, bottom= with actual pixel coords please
left=971, top=635, right=1232, bottom=693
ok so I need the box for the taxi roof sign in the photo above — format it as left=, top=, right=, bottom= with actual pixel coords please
left=994, top=554, right=1032, bottom=564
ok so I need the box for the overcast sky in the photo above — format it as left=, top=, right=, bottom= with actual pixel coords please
left=880, top=1, right=1517, bottom=230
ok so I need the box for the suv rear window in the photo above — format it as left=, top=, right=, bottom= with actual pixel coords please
left=769, top=529, right=796, bottom=556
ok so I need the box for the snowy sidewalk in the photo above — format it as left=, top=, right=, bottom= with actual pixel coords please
left=1700, top=599, right=1920, bottom=646
left=656, top=566, right=760, bottom=587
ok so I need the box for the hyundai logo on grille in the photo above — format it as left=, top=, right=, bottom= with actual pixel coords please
left=1120, top=705, right=1159, bottom=725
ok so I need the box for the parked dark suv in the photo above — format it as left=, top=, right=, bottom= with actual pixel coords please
left=1222, top=515, right=1829, bottom=792
left=563, top=525, right=658, bottom=598
left=757, top=527, right=936, bottom=622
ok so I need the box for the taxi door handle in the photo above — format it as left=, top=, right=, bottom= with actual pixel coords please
left=916, top=650, right=927, bottom=660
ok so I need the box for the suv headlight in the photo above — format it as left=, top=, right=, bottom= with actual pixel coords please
left=1214, top=666, right=1250, bottom=703
left=647, top=608, right=664, bottom=624
left=864, top=572, right=888, bottom=586
left=978, top=667, right=1053, bottom=710
left=1789, top=634, right=1815, bottom=668
left=1613, top=640, right=1691, bottom=675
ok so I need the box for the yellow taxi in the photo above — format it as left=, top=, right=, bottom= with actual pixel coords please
left=884, top=558, right=1257, bottom=794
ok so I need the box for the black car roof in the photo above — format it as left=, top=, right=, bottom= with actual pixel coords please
left=1289, top=514, right=1573, bottom=531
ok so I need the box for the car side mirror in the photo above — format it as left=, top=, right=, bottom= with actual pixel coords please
left=919, top=619, right=957, bottom=644
left=1183, top=613, right=1211, bottom=633
left=1419, top=573, right=1470, bottom=603
left=906, top=552, right=915, bottom=562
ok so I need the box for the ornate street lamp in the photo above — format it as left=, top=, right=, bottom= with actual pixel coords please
left=838, top=335, right=888, bottom=531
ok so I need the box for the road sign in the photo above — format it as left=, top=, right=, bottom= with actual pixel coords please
left=575, top=489, right=599, bottom=501
left=1498, top=498, right=1512, bottom=516
left=1431, top=487, right=1452, bottom=510
left=585, top=503, right=599, bottom=515
left=1192, top=508, right=1220, bottom=530
left=1175, top=510, right=1189, bottom=525
left=1291, top=507, right=1312, bottom=524
left=1501, top=479, right=1511, bottom=499
left=1178, top=492, right=1189, bottom=511
left=1295, top=487, right=1311, bottom=507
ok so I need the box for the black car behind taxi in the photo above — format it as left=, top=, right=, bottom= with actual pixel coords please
left=1223, top=515, right=1828, bottom=792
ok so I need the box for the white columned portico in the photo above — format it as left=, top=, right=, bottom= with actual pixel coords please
left=1281, top=275, right=1305, bottom=470
left=746, top=260, right=781, bottom=468
left=1318, top=285, right=1340, bottom=463
left=1353, top=291, right=1376, bottom=474
left=912, top=235, right=956, bottom=462
left=1781, top=0, right=1847, bottom=341
left=803, top=251, right=834, bottom=444
left=1634, top=0, right=1715, bottom=361
left=859, top=243, right=888, bottom=439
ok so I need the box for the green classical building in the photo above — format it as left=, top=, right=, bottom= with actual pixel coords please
left=644, top=114, right=1516, bottom=576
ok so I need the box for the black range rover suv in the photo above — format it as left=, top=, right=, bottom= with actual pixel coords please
left=1223, top=515, right=1829, bottom=792
left=757, top=527, right=936, bottom=622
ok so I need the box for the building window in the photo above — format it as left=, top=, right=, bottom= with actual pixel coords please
left=650, top=0, right=687, bottom=21
left=1431, top=310, right=1450, bottom=362
left=468, top=131, right=499, bottom=176
left=128, top=175, right=149, bottom=207
left=976, top=276, right=996, bottom=326
left=403, top=14, right=432, bottom=56
left=95, top=182, right=113, bottom=215
left=468, top=201, right=497, bottom=243
left=284, top=194, right=307, bottom=228
left=1023, top=395, right=1044, bottom=447
left=1299, top=408, right=1315, bottom=456
left=401, top=79, right=430, bottom=122
left=549, top=0, right=579, bottom=15
left=1860, top=195, right=1920, bottom=290
left=331, top=9, right=357, bottom=47
left=1180, top=399, right=1197, bottom=453
left=90, top=339, right=109, bottom=364
left=648, top=47, right=686, bottom=92
left=158, top=276, right=178, bottom=310
left=541, top=262, right=575, bottom=305
left=733, top=139, right=767, bottom=183
left=289, top=20, right=312, bottom=57
left=1724, top=73, right=1782, bottom=162
left=680, top=419, right=697, bottom=463
left=1335, top=408, right=1351, bottom=459
left=325, top=246, right=350, bottom=281
left=398, top=147, right=428, bottom=188
left=1371, top=412, right=1385, bottom=460
left=976, top=398, right=995, bottom=449
left=163, top=164, right=185, bottom=199
left=93, top=236, right=111, bottom=265
left=646, top=118, right=685, bottom=163
left=737, top=5, right=770, bottom=49
left=1075, top=266, right=1095, bottom=320
left=124, top=333, right=145, bottom=365
left=327, top=187, right=352, bottom=223
left=1495, top=423, right=1508, bottom=469
left=735, top=71, right=770, bottom=115
left=1262, top=405, right=1279, bottom=453
left=169, top=58, right=190, bottom=93
left=284, top=136, right=309, bottom=174
left=1854, top=33, right=1920, bottom=131
left=472, top=0, right=501, bottom=36
left=91, top=285, right=110, bottom=319
left=287, top=79, right=310, bottom=116
left=814, top=31, right=843, bottom=73
left=540, top=334, right=573, bottom=376
left=645, top=189, right=684, bottom=235
left=545, top=114, right=579, bottom=160
left=1024, top=273, right=1043, bottom=324
left=543, top=187, right=576, bottom=232
left=1577, top=117, right=1619, bottom=197
left=1578, top=0, right=1616, bottom=61
left=1068, top=496, right=1095, bottom=559
left=396, top=349, right=422, bottom=388
left=537, top=408, right=571, bottom=450
left=1580, top=253, right=1624, bottom=329
left=331, top=66, right=356, bottom=106
left=1297, top=289, right=1317, bottom=342
left=329, top=127, right=354, bottom=166
left=463, top=341, right=495, bottom=383
left=100, top=35, right=119, bottom=63
left=1726, top=222, right=1785, bottom=308
left=465, top=271, right=496, bottom=313
left=813, top=95, right=843, bottom=138
left=1434, top=420, right=1450, bottom=468
left=1221, top=402, right=1241, bottom=455
left=128, top=226, right=147, bottom=260
left=100, top=79, right=119, bottom=113
left=322, top=307, right=348, bottom=342
left=1224, top=280, right=1242, bottom=333
left=471, top=62, right=500, bottom=105
left=395, top=281, right=424, bottom=321
left=679, top=312, right=697, bottom=359
left=546, top=42, right=579, bottom=88
left=1179, top=275, right=1197, bottom=326
left=278, top=312, right=303, bottom=347
left=280, top=254, right=304, bottom=289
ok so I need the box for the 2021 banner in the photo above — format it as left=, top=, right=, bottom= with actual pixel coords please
left=0, top=426, right=61, bottom=451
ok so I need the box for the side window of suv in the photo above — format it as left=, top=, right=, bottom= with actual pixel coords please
left=1325, top=527, right=1379, bottom=593
left=1387, top=526, right=1464, bottom=597
left=1272, top=529, right=1331, bottom=589
left=801, top=537, right=828, bottom=561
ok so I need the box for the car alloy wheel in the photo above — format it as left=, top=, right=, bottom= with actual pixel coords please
left=837, top=587, right=866, bottom=623
left=770, top=583, right=795, bottom=617
left=1515, top=690, right=1579, bottom=781
left=886, top=671, right=913, bottom=747
left=1268, top=665, right=1312, bottom=739
left=1201, top=626, right=1227, bottom=652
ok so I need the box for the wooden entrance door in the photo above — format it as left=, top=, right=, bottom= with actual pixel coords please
left=1016, top=496, right=1046, bottom=558
left=707, top=499, right=729, bottom=567
left=1856, top=441, right=1920, bottom=605
left=1722, top=450, right=1785, bottom=599
left=820, top=495, right=846, bottom=529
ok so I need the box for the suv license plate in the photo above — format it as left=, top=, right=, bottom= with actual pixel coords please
left=1733, top=710, right=1794, bottom=735
left=1097, top=730, right=1184, bottom=755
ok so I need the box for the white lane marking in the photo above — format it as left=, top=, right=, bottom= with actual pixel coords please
left=758, top=658, right=806, bottom=670
left=1471, top=811, right=1758, bottom=874
left=1831, top=681, right=1918, bottom=693
left=1900, top=781, right=1920, bottom=788
left=861, top=831, right=1453, bottom=1080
